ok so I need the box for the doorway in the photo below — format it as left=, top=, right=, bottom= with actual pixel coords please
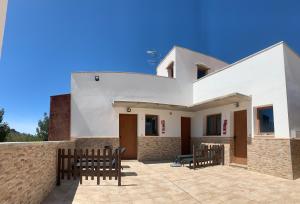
left=181, top=117, right=191, bottom=155
left=233, top=110, right=247, bottom=165
left=119, top=114, right=137, bottom=159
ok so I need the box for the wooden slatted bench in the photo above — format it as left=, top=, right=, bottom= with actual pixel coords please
left=174, top=154, right=193, bottom=166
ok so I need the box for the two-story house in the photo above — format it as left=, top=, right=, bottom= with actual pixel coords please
left=49, top=42, right=300, bottom=179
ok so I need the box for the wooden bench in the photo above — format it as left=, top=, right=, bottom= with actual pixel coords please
left=174, top=154, right=193, bottom=166
left=192, top=144, right=224, bottom=169
left=57, top=147, right=124, bottom=186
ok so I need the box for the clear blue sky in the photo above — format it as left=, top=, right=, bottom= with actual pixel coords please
left=1, top=0, right=300, bottom=134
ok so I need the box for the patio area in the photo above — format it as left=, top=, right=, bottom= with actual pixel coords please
left=43, top=161, right=300, bottom=204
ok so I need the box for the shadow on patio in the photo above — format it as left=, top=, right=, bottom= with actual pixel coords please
left=43, top=161, right=300, bottom=204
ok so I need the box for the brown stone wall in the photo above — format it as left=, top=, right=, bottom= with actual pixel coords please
left=290, top=139, right=300, bottom=179
left=248, top=138, right=293, bottom=179
left=49, top=94, right=71, bottom=141
left=0, top=141, right=75, bottom=204
left=75, top=137, right=119, bottom=150
left=191, top=137, right=233, bottom=165
left=138, top=136, right=181, bottom=161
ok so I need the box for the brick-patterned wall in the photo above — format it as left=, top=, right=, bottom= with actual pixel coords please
left=248, top=138, right=293, bottom=179
left=138, top=137, right=181, bottom=161
left=0, top=141, right=75, bottom=204
left=49, top=94, right=71, bottom=141
left=75, top=137, right=119, bottom=150
left=290, top=139, right=300, bottom=179
left=191, top=137, right=233, bottom=165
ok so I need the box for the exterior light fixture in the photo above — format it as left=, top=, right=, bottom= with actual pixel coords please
left=95, top=75, right=99, bottom=81
left=235, top=102, right=239, bottom=108
left=127, top=107, right=131, bottom=112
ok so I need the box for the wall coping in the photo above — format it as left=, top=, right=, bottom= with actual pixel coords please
left=0, top=141, right=75, bottom=148
left=192, top=136, right=232, bottom=138
left=139, top=136, right=180, bottom=138
left=252, top=137, right=292, bottom=140
left=72, top=136, right=118, bottom=139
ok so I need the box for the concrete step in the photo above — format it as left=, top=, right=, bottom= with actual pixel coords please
left=229, top=163, right=248, bottom=169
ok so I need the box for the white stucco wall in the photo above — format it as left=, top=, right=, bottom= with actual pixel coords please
left=156, top=46, right=227, bottom=81
left=115, top=107, right=193, bottom=138
left=156, top=46, right=228, bottom=104
left=0, top=0, right=7, bottom=57
left=156, top=48, right=176, bottom=78
left=175, top=47, right=228, bottom=82
left=71, top=47, right=228, bottom=138
left=284, top=44, right=300, bottom=138
left=71, top=43, right=294, bottom=139
left=192, top=101, right=252, bottom=138
left=71, top=72, right=193, bottom=137
left=193, top=43, right=290, bottom=138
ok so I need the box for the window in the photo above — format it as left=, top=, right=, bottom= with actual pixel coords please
left=197, top=64, right=209, bottom=79
left=145, top=115, right=159, bottom=136
left=257, top=106, right=274, bottom=134
left=166, top=62, right=174, bottom=78
left=206, top=114, right=221, bottom=136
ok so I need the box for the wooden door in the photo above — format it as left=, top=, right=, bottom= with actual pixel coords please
left=119, top=114, right=137, bottom=159
left=233, top=110, right=247, bottom=164
left=181, top=117, right=191, bottom=155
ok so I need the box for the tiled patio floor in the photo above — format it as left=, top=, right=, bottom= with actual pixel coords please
left=43, top=161, right=300, bottom=204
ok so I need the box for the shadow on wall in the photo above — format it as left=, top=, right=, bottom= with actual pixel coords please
left=43, top=180, right=79, bottom=204
left=71, top=98, right=93, bottom=137
left=122, top=172, right=138, bottom=176
left=141, top=160, right=172, bottom=164
left=290, top=139, right=300, bottom=180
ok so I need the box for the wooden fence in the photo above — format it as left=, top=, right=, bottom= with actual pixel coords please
left=192, top=144, right=224, bottom=169
left=57, top=147, right=122, bottom=186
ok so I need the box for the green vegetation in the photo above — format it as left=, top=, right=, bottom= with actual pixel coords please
left=36, top=113, right=49, bottom=141
left=6, top=129, right=41, bottom=142
left=0, top=108, right=10, bottom=142
left=0, top=108, right=49, bottom=142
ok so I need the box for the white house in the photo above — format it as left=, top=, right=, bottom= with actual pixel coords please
left=50, top=42, right=300, bottom=179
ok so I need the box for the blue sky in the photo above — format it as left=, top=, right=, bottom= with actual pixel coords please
left=1, top=0, right=300, bottom=134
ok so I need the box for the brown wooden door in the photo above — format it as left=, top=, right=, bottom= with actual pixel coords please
left=181, top=117, right=191, bottom=155
left=233, top=110, right=247, bottom=164
left=119, top=114, right=137, bottom=159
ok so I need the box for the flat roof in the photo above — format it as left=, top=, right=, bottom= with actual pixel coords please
left=193, top=41, right=285, bottom=83
left=189, top=93, right=251, bottom=111
left=113, top=101, right=188, bottom=111
left=113, top=93, right=251, bottom=112
left=155, top=46, right=228, bottom=71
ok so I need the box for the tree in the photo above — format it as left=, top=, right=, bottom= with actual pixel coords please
left=36, top=112, right=49, bottom=141
left=0, top=108, right=10, bottom=142
left=6, top=129, right=40, bottom=142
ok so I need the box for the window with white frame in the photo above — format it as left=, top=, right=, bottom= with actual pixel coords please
left=256, top=106, right=274, bottom=134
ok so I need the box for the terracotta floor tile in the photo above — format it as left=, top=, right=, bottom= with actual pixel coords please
left=43, top=161, right=300, bottom=204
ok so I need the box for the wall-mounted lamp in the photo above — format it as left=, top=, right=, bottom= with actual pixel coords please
left=235, top=102, right=239, bottom=108
left=127, top=107, right=131, bottom=112
left=95, top=75, right=100, bottom=81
